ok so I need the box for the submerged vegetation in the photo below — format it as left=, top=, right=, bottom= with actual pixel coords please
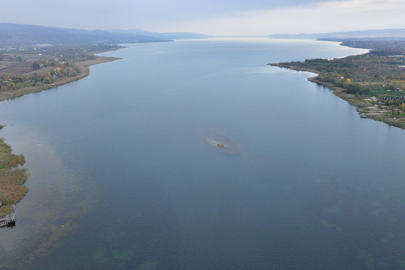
left=0, top=136, right=28, bottom=218
left=271, top=39, right=405, bottom=129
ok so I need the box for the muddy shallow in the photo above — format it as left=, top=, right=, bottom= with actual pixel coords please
left=204, top=134, right=241, bottom=154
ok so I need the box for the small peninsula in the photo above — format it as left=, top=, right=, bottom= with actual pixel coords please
left=270, top=39, right=405, bottom=129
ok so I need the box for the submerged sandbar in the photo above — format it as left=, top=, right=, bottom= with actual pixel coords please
left=204, top=134, right=241, bottom=154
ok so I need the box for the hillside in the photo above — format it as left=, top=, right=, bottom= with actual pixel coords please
left=106, top=29, right=212, bottom=40
left=269, top=29, right=405, bottom=40
left=0, top=23, right=165, bottom=47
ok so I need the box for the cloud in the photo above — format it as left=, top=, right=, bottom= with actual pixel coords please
left=319, top=0, right=403, bottom=9
left=0, top=0, right=404, bottom=35
left=0, top=0, right=338, bottom=29
left=158, top=0, right=405, bottom=35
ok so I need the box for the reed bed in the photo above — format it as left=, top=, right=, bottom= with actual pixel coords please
left=0, top=138, right=28, bottom=218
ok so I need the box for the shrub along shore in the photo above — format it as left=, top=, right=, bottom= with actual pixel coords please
left=0, top=132, right=28, bottom=218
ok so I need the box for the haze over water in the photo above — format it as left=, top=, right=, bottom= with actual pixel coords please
left=1, top=38, right=405, bottom=269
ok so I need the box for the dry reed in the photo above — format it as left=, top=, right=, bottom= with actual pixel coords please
left=0, top=138, right=29, bottom=218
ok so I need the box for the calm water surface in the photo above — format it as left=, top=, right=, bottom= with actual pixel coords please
left=1, top=38, right=405, bottom=269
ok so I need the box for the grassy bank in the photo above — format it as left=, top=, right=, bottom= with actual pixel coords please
left=0, top=136, right=28, bottom=218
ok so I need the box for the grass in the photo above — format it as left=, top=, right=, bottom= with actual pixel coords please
left=0, top=138, right=28, bottom=218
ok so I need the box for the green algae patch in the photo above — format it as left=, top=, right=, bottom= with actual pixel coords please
left=0, top=138, right=28, bottom=218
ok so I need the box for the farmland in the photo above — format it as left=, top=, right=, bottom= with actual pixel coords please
left=271, top=39, right=405, bottom=129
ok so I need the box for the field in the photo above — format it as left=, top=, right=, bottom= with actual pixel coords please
left=0, top=45, right=121, bottom=101
left=271, top=39, right=405, bottom=129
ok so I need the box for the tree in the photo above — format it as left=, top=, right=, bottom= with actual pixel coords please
left=343, top=78, right=351, bottom=89
left=32, top=62, right=40, bottom=70
left=346, top=83, right=362, bottom=94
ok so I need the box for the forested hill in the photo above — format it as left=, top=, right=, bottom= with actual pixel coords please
left=0, top=23, right=165, bottom=47
left=319, top=37, right=405, bottom=53
left=269, top=29, right=405, bottom=40
left=106, top=29, right=212, bottom=40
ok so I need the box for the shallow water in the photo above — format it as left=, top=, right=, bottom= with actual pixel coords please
left=1, top=38, right=405, bottom=269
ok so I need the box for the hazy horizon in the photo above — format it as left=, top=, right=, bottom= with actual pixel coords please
left=1, top=0, right=405, bottom=36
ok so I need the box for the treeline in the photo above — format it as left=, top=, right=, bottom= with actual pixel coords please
left=0, top=45, right=118, bottom=62
left=0, top=63, right=80, bottom=91
left=0, top=45, right=120, bottom=92
left=30, top=44, right=118, bottom=62
left=273, top=41, right=405, bottom=96
left=320, top=38, right=405, bottom=53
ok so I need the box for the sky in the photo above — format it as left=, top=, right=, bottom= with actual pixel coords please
left=1, top=0, right=405, bottom=35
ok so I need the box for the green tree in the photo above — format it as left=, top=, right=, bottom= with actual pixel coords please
left=346, top=83, right=362, bottom=94
left=32, top=62, right=40, bottom=70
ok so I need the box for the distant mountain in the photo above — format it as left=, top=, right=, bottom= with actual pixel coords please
left=106, top=29, right=212, bottom=40
left=269, top=29, right=405, bottom=39
left=0, top=23, right=165, bottom=47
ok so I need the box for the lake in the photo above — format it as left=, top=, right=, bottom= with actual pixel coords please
left=1, top=38, right=405, bottom=269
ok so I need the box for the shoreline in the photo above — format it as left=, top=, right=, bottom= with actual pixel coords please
left=0, top=52, right=121, bottom=219
left=0, top=135, right=28, bottom=219
left=270, top=64, right=369, bottom=106
left=271, top=64, right=405, bottom=130
left=0, top=56, right=121, bottom=102
left=308, top=76, right=405, bottom=130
